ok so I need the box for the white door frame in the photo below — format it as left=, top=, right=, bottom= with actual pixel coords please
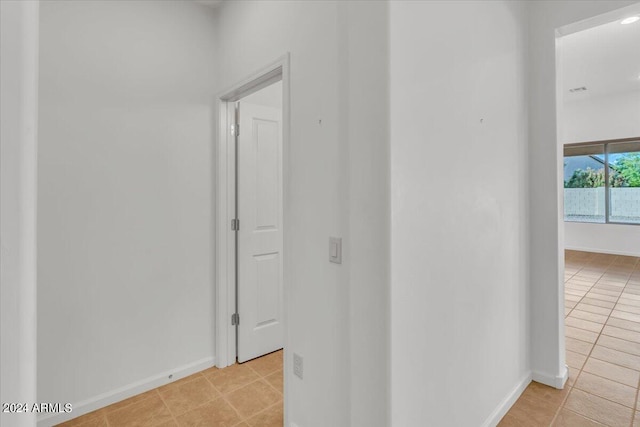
left=548, top=4, right=640, bottom=389
left=215, top=54, right=290, bottom=369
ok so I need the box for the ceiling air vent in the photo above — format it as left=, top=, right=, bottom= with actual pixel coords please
left=569, top=86, right=587, bottom=93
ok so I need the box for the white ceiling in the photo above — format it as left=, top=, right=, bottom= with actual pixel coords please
left=193, top=0, right=223, bottom=9
left=562, top=15, right=640, bottom=101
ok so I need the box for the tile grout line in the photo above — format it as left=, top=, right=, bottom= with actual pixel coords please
left=565, top=261, right=608, bottom=319
left=560, top=254, right=635, bottom=425
left=597, top=329, right=640, bottom=347
left=200, top=367, right=251, bottom=423
left=214, top=375, right=280, bottom=423
left=220, top=393, right=247, bottom=425
left=232, top=356, right=283, bottom=423
left=550, top=255, right=601, bottom=425
left=154, top=387, right=182, bottom=426
left=589, top=264, right=639, bottom=365
left=569, top=365, right=639, bottom=390
left=630, top=257, right=640, bottom=427
left=220, top=391, right=247, bottom=424
left=548, top=380, right=575, bottom=426
left=240, top=399, right=283, bottom=426
left=563, top=258, right=638, bottom=424
left=261, top=370, right=284, bottom=396
left=571, top=382, right=638, bottom=410
left=580, top=352, right=640, bottom=375
left=565, top=276, right=639, bottom=347
left=631, top=374, right=639, bottom=427
left=159, top=360, right=281, bottom=426
left=569, top=329, right=640, bottom=356
left=194, top=354, right=283, bottom=425
left=54, top=337, right=270, bottom=425
left=569, top=319, right=640, bottom=341
left=612, top=305, right=640, bottom=315
left=552, top=406, right=608, bottom=427
left=551, top=253, right=601, bottom=426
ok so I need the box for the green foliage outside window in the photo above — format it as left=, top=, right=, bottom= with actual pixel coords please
left=565, top=153, right=640, bottom=188
left=613, top=153, right=640, bottom=187
left=565, top=168, right=604, bottom=188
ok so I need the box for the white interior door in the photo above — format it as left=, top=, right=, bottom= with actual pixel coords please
left=237, top=101, right=283, bottom=363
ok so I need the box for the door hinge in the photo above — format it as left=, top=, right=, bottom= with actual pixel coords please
left=231, top=123, right=240, bottom=137
left=231, top=218, right=240, bottom=231
left=231, top=313, right=240, bottom=325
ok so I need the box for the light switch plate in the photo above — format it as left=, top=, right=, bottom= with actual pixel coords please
left=329, top=237, right=342, bottom=264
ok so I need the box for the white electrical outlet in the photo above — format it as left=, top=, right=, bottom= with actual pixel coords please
left=293, top=353, right=304, bottom=379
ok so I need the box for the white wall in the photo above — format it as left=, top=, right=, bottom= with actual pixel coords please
left=345, top=2, right=390, bottom=426
left=564, top=222, right=640, bottom=256
left=0, top=2, right=39, bottom=427
left=528, top=0, right=639, bottom=393
left=215, top=2, right=390, bottom=426
left=561, top=90, right=640, bottom=256
left=37, top=1, right=217, bottom=422
left=562, top=91, right=640, bottom=143
left=390, top=1, right=530, bottom=425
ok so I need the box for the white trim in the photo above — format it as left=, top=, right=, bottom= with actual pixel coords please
left=532, top=365, right=569, bottom=390
left=564, top=245, right=640, bottom=258
left=215, top=53, right=291, bottom=426
left=36, top=357, right=215, bottom=427
left=0, top=2, right=39, bottom=427
left=215, top=99, right=237, bottom=369
left=481, top=372, right=532, bottom=427
left=550, top=3, right=640, bottom=403
left=215, top=56, right=288, bottom=368
left=219, top=67, right=283, bottom=103
left=215, top=54, right=289, bottom=369
left=554, top=16, right=570, bottom=397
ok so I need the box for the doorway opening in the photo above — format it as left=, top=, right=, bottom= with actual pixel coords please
left=554, top=1, right=640, bottom=412
left=215, top=54, right=290, bottom=423
left=233, top=80, right=284, bottom=364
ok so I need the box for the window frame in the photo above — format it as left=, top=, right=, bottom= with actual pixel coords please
left=563, top=136, right=640, bottom=226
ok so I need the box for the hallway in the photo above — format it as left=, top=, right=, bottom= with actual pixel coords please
left=501, top=251, right=640, bottom=426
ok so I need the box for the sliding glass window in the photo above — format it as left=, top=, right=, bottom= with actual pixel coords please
left=564, top=144, right=606, bottom=223
left=608, top=141, right=640, bottom=224
left=564, top=139, right=640, bottom=225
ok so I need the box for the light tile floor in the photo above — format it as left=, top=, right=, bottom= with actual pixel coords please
left=57, top=350, right=283, bottom=427
left=500, top=250, right=640, bottom=427
left=54, top=250, right=640, bottom=427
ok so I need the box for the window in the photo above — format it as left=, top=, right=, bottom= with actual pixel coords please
left=564, top=139, right=640, bottom=225
left=564, top=144, right=605, bottom=223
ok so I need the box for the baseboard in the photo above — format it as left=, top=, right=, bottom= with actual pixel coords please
left=532, top=365, right=569, bottom=389
left=565, top=245, right=640, bottom=258
left=37, top=356, right=215, bottom=427
left=481, top=372, right=532, bottom=427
